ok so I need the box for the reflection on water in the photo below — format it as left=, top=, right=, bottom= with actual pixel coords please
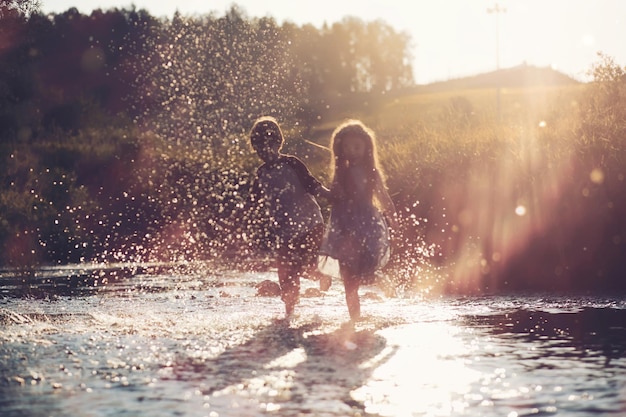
left=353, top=321, right=482, bottom=416
left=464, top=305, right=626, bottom=416
left=167, top=321, right=392, bottom=415
left=1, top=265, right=625, bottom=416
left=468, top=307, right=626, bottom=366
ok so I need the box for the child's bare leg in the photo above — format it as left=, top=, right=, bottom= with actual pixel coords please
left=278, top=261, right=299, bottom=318
left=341, top=265, right=361, bottom=321
left=301, top=225, right=331, bottom=291
left=319, top=273, right=332, bottom=291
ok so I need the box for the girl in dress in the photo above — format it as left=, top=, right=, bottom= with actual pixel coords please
left=321, top=119, right=397, bottom=321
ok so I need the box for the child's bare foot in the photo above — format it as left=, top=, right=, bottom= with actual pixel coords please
left=349, top=312, right=361, bottom=322
left=319, top=274, right=332, bottom=291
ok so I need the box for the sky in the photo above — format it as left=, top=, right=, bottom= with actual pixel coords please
left=39, top=0, right=626, bottom=85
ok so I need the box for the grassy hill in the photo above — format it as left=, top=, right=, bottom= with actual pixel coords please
left=307, top=64, right=583, bottom=138
left=412, top=63, right=580, bottom=93
left=306, top=64, right=625, bottom=295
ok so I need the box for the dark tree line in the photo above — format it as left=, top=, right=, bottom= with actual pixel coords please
left=2, top=5, right=413, bottom=144
left=0, top=0, right=40, bottom=17
left=128, top=6, right=413, bottom=149
left=0, top=5, right=414, bottom=266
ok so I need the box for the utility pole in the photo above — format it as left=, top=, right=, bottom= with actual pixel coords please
left=487, top=2, right=506, bottom=120
left=487, top=2, right=506, bottom=70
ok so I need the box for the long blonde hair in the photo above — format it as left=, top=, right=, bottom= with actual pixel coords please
left=329, top=119, right=386, bottom=200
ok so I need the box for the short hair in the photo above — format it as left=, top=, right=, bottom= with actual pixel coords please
left=249, top=116, right=284, bottom=149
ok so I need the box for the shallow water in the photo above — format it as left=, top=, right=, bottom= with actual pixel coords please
left=1, top=263, right=625, bottom=416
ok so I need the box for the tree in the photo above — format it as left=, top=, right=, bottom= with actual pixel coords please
left=0, top=0, right=40, bottom=18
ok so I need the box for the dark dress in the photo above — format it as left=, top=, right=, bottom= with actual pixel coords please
left=319, top=166, right=390, bottom=283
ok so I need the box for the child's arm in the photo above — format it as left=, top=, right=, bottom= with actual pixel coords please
left=374, top=171, right=398, bottom=229
left=286, top=156, right=330, bottom=200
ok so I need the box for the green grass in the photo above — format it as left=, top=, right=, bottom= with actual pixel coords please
left=308, top=80, right=626, bottom=294
left=2, top=67, right=625, bottom=294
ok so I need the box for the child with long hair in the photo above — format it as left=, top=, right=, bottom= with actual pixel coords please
left=321, top=119, right=397, bottom=321
left=247, top=116, right=331, bottom=318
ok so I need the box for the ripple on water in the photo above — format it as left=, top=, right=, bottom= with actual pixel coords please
left=1, top=265, right=625, bottom=416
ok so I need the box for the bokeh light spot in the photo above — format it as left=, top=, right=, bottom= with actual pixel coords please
left=590, top=168, right=604, bottom=184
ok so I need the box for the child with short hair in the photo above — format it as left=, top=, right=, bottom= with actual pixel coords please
left=321, top=119, right=397, bottom=321
left=247, top=116, right=331, bottom=318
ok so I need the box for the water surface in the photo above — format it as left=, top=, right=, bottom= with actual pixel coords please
left=1, top=264, right=625, bottom=416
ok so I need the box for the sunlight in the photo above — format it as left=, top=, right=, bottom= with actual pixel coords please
left=582, top=34, right=595, bottom=47
left=209, top=347, right=307, bottom=410
left=352, top=322, right=481, bottom=416
left=443, top=113, right=581, bottom=292
left=264, top=347, right=307, bottom=369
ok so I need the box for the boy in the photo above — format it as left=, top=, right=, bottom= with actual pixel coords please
left=247, top=116, right=331, bottom=317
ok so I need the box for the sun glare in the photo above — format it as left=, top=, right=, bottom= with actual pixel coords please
left=582, top=34, right=595, bottom=47
left=352, top=322, right=481, bottom=416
